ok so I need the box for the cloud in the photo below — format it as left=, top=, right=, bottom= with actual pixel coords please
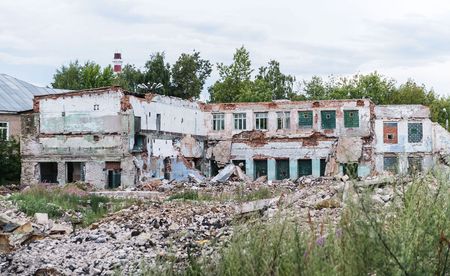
left=1, top=0, right=450, bottom=96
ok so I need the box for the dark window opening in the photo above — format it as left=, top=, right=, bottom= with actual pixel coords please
left=320, top=159, right=327, bottom=176
left=133, top=134, right=146, bottom=152
left=40, top=162, right=58, bottom=183
left=254, top=159, right=268, bottom=179
left=134, top=116, right=141, bottom=133
left=210, top=160, right=220, bottom=176
left=276, top=159, right=290, bottom=180
left=298, top=159, right=312, bottom=177
left=384, top=156, right=398, bottom=174
left=67, top=162, right=85, bottom=183
left=342, top=163, right=358, bottom=179
left=232, top=160, right=246, bottom=173
left=193, top=158, right=202, bottom=171
left=156, top=114, right=161, bottom=131
left=163, top=157, right=171, bottom=180
left=105, top=162, right=121, bottom=189
left=408, top=157, right=422, bottom=174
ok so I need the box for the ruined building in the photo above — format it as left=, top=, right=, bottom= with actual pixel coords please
left=20, top=87, right=450, bottom=188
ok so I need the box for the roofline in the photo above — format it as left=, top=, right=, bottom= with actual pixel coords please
left=206, top=98, right=374, bottom=106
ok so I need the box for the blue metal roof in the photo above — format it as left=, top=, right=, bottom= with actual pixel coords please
left=0, top=74, right=68, bottom=112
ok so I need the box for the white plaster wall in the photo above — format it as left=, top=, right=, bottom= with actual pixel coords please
left=39, top=135, right=124, bottom=149
left=231, top=141, right=335, bottom=160
left=85, top=161, right=106, bottom=189
left=151, top=139, right=178, bottom=157
left=375, top=105, right=430, bottom=119
left=432, top=123, right=450, bottom=154
left=374, top=119, right=433, bottom=153
left=39, top=91, right=123, bottom=133
left=130, top=96, right=205, bottom=136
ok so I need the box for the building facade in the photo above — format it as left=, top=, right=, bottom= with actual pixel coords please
left=20, top=87, right=450, bottom=188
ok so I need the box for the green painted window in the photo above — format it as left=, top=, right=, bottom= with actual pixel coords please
left=321, top=110, right=336, bottom=129
left=254, top=160, right=268, bottom=179
left=276, top=159, right=290, bottom=180
left=298, top=159, right=312, bottom=176
left=408, top=123, right=423, bottom=143
left=344, top=110, right=359, bottom=128
left=298, top=111, right=313, bottom=128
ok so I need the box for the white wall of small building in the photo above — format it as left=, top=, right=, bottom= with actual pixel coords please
left=39, top=91, right=124, bottom=134
left=130, top=95, right=206, bottom=136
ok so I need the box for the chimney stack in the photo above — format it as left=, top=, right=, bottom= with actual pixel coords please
left=113, top=52, right=122, bottom=73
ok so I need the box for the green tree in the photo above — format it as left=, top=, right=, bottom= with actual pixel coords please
left=114, top=64, right=145, bottom=92
left=209, top=46, right=253, bottom=103
left=256, top=60, right=296, bottom=100
left=52, top=61, right=115, bottom=90
left=389, top=80, right=436, bottom=105
left=302, top=76, right=329, bottom=100
left=0, top=139, right=21, bottom=185
left=52, top=61, right=82, bottom=90
left=170, top=51, right=212, bottom=99
left=144, top=52, right=171, bottom=95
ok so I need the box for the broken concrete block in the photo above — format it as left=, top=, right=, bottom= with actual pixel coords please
left=315, top=198, right=341, bottom=209
left=34, top=213, right=49, bottom=225
left=235, top=197, right=280, bottom=214
left=211, top=164, right=236, bottom=183
left=188, top=171, right=205, bottom=184
left=49, top=224, right=72, bottom=236
left=235, top=166, right=251, bottom=182
left=341, top=175, right=349, bottom=182
left=253, top=175, right=267, bottom=184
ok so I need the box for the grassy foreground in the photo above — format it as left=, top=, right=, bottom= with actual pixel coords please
left=148, top=172, right=450, bottom=275
left=10, top=185, right=136, bottom=226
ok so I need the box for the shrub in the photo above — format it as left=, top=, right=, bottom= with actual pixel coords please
left=0, top=139, right=21, bottom=185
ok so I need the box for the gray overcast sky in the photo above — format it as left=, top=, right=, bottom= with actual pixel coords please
left=1, top=0, right=450, bottom=100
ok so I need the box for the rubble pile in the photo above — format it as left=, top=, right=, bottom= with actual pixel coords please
left=0, top=199, right=72, bottom=255
left=1, top=201, right=234, bottom=275
left=0, top=171, right=405, bottom=275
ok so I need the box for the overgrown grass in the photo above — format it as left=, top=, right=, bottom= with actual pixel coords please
left=10, top=185, right=136, bottom=226
left=150, top=171, right=450, bottom=275
left=167, top=186, right=273, bottom=203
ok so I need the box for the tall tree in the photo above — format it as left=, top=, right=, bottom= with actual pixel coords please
left=209, top=46, right=253, bottom=102
left=302, top=76, right=329, bottom=100
left=170, top=51, right=212, bottom=99
left=144, top=52, right=171, bottom=95
left=256, top=60, right=296, bottom=100
left=52, top=61, right=114, bottom=90
left=114, top=64, right=145, bottom=92
left=52, top=61, right=82, bottom=90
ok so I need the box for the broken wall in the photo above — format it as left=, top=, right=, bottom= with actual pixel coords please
left=204, top=99, right=374, bottom=180
left=374, top=105, right=434, bottom=174
left=21, top=89, right=137, bottom=188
